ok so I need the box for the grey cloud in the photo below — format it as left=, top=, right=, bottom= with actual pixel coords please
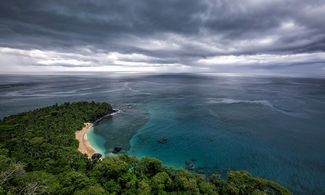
left=0, top=0, right=325, bottom=76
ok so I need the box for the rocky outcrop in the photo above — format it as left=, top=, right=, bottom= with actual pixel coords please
left=185, top=161, right=195, bottom=170
left=91, top=153, right=102, bottom=160
left=112, top=147, right=122, bottom=154
left=157, top=138, right=168, bottom=144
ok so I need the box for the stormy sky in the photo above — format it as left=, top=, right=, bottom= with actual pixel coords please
left=0, top=0, right=325, bottom=77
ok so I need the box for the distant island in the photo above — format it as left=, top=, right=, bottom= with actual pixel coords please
left=0, top=102, right=291, bottom=194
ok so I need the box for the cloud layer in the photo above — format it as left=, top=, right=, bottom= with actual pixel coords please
left=0, top=0, right=325, bottom=76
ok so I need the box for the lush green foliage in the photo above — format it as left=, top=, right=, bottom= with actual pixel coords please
left=0, top=102, right=291, bottom=194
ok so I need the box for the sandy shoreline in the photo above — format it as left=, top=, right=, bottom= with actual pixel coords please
left=75, top=110, right=119, bottom=158
left=75, top=122, right=97, bottom=158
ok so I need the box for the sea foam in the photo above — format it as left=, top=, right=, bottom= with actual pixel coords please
left=206, top=98, right=305, bottom=118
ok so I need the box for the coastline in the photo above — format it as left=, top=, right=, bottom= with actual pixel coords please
left=75, top=122, right=96, bottom=158
left=75, top=109, right=121, bottom=158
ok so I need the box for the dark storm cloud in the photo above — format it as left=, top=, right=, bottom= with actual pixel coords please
left=0, top=0, right=203, bottom=49
left=0, top=0, right=325, bottom=76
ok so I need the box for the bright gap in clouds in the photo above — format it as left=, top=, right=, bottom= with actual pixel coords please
left=0, top=47, right=191, bottom=73
left=1, top=46, right=325, bottom=77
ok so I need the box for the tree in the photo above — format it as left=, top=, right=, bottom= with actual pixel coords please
left=0, top=155, right=25, bottom=188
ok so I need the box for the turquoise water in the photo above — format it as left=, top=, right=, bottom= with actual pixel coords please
left=87, top=126, right=106, bottom=155
left=0, top=74, right=324, bottom=194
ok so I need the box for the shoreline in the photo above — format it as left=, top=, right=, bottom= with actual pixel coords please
left=75, top=122, right=96, bottom=158
left=75, top=109, right=121, bottom=158
left=93, top=109, right=121, bottom=124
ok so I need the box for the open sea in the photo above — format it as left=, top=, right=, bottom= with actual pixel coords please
left=0, top=74, right=324, bottom=194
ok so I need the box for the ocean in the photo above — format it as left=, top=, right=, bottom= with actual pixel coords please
left=0, top=74, right=324, bottom=194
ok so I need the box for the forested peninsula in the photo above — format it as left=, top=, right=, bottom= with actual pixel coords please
left=0, top=102, right=291, bottom=194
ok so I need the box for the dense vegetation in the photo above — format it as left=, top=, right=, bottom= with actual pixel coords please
left=0, top=102, right=291, bottom=194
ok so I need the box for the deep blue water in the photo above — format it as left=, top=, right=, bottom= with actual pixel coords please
left=0, top=74, right=324, bottom=194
